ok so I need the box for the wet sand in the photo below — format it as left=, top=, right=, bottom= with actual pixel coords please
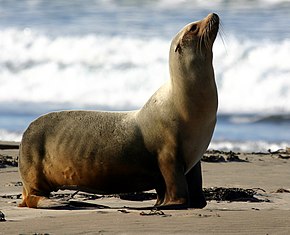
left=1, top=141, right=290, bottom=234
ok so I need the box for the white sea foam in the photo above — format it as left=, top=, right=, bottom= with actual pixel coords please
left=214, top=36, right=290, bottom=114
left=0, top=129, right=22, bottom=142
left=209, top=140, right=289, bottom=152
left=0, top=28, right=290, bottom=115
left=0, top=29, right=168, bottom=111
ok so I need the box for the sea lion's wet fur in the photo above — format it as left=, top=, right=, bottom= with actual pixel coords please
left=19, top=13, right=219, bottom=209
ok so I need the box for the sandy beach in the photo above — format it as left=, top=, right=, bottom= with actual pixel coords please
left=1, top=141, right=290, bottom=234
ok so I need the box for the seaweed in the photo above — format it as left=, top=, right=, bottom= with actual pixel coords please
left=204, top=187, right=264, bottom=202
left=0, top=154, right=18, bottom=168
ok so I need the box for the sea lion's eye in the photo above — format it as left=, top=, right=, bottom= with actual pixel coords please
left=189, top=24, right=198, bottom=32
left=175, top=43, right=181, bottom=53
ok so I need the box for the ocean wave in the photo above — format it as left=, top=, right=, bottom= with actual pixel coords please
left=0, top=28, right=290, bottom=115
left=0, top=28, right=168, bottom=111
left=159, top=0, right=290, bottom=8
left=228, top=114, right=290, bottom=124
left=0, top=127, right=286, bottom=153
left=100, top=0, right=290, bottom=8
left=215, top=36, right=290, bottom=114
left=0, top=129, right=22, bottom=142
left=209, top=140, right=289, bottom=152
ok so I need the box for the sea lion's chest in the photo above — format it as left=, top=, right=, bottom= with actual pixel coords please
left=180, top=118, right=216, bottom=173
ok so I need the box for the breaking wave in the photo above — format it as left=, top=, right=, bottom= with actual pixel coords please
left=0, top=28, right=290, bottom=115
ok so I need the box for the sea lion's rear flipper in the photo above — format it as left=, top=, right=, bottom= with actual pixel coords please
left=36, top=197, right=70, bottom=209
left=20, top=194, right=69, bottom=209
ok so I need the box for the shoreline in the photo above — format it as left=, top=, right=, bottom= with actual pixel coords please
left=0, top=141, right=20, bottom=148
left=1, top=141, right=290, bottom=234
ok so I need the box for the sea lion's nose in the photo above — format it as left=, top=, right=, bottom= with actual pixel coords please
left=209, top=13, right=219, bottom=23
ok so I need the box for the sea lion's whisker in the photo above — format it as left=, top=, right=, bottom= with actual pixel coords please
left=218, top=22, right=228, bottom=55
left=197, top=36, right=203, bottom=56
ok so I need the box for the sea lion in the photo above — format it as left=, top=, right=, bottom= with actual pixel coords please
left=18, top=13, right=219, bottom=209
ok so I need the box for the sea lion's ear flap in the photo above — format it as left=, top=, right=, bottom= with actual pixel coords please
left=175, top=43, right=181, bottom=53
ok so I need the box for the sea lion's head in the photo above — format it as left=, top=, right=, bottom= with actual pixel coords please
left=169, top=13, right=219, bottom=77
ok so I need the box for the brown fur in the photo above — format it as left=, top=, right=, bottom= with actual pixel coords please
left=18, top=13, right=219, bottom=209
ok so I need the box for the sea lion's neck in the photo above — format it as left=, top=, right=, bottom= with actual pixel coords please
left=170, top=61, right=218, bottom=121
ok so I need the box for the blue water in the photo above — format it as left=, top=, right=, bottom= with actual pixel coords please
left=0, top=0, right=290, bottom=151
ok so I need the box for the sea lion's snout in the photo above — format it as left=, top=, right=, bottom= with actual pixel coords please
left=208, top=13, right=219, bottom=24
left=196, top=13, right=219, bottom=48
left=172, top=13, right=220, bottom=55
left=204, top=13, right=219, bottom=35
left=182, top=13, right=219, bottom=42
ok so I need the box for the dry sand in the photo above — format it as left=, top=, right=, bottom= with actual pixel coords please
left=1, top=141, right=290, bottom=234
